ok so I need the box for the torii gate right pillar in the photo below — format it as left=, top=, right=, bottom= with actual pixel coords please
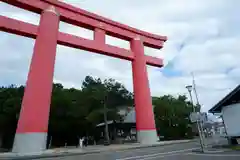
left=131, top=37, right=158, bottom=144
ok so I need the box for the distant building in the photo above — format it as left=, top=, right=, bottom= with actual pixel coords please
left=209, top=84, right=240, bottom=144
left=95, top=105, right=156, bottom=143
left=202, top=121, right=226, bottom=137
left=95, top=106, right=136, bottom=144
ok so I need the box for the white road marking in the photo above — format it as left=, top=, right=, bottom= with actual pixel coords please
left=138, top=153, right=180, bottom=160
left=115, top=142, right=198, bottom=153
left=115, top=144, right=185, bottom=153
left=202, top=150, right=228, bottom=153
left=116, top=147, right=199, bottom=160
left=186, top=152, right=240, bottom=157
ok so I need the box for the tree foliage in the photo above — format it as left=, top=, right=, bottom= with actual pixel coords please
left=0, top=76, right=195, bottom=149
left=153, top=95, right=196, bottom=140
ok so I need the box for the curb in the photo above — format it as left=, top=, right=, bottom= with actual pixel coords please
left=192, top=148, right=232, bottom=154
left=0, top=150, right=102, bottom=160
left=0, top=139, right=193, bottom=160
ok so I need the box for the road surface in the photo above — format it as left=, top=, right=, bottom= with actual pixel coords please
left=39, top=141, right=240, bottom=160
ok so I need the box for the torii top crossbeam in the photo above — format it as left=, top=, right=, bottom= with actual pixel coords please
left=0, top=0, right=167, bottom=67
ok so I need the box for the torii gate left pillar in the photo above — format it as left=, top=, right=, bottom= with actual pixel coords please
left=0, top=0, right=167, bottom=153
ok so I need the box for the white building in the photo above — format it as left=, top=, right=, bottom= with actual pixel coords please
left=209, top=85, right=240, bottom=143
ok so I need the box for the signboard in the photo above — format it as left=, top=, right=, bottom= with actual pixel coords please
left=190, top=112, right=199, bottom=123
left=190, top=112, right=208, bottom=123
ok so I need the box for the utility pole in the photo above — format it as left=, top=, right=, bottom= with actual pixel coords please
left=186, top=85, right=204, bottom=152
left=191, top=72, right=200, bottom=107
left=191, top=72, right=205, bottom=146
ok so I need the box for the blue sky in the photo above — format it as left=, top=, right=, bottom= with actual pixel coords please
left=0, top=0, right=240, bottom=115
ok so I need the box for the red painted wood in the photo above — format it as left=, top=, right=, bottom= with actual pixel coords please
left=0, top=16, right=37, bottom=39
left=1, top=0, right=166, bottom=49
left=0, top=1, right=166, bottom=142
left=94, top=28, right=105, bottom=44
left=58, top=32, right=134, bottom=61
left=0, top=16, right=163, bottom=67
left=16, top=8, right=60, bottom=133
left=146, top=56, right=163, bottom=68
left=131, top=38, right=157, bottom=131
left=43, top=0, right=166, bottom=41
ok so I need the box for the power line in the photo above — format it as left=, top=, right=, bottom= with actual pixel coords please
left=191, top=72, right=200, bottom=105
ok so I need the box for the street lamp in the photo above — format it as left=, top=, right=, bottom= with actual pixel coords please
left=186, top=85, right=195, bottom=112
left=186, top=85, right=204, bottom=152
left=186, top=85, right=192, bottom=92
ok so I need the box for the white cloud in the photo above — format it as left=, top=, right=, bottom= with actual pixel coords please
left=0, top=0, right=240, bottom=114
left=173, top=37, right=240, bottom=74
left=0, top=2, right=40, bottom=25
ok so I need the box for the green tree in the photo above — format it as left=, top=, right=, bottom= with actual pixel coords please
left=0, top=76, right=196, bottom=148
left=81, top=76, right=133, bottom=125
left=153, top=95, right=194, bottom=140
left=0, top=85, right=23, bottom=149
left=47, top=76, right=133, bottom=146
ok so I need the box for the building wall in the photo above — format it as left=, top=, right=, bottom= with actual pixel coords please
left=118, top=105, right=155, bottom=123
left=222, top=103, right=240, bottom=136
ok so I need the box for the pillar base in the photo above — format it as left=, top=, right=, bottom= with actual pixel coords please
left=12, top=132, right=47, bottom=153
left=137, top=129, right=158, bottom=144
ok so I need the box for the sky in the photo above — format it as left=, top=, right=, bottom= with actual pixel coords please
left=0, top=0, right=240, bottom=117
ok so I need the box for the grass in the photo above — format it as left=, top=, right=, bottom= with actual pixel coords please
left=212, top=144, right=240, bottom=151
left=231, top=145, right=240, bottom=150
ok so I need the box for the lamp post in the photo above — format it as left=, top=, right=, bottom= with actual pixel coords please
left=186, top=85, right=204, bottom=152
left=186, top=85, right=195, bottom=112
left=191, top=72, right=200, bottom=108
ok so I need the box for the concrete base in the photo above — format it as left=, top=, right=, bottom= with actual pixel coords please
left=12, top=132, right=47, bottom=153
left=137, top=130, right=158, bottom=144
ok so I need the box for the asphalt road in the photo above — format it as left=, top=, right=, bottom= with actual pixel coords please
left=40, top=141, right=240, bottom=160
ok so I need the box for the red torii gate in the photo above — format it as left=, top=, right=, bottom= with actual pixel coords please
left=0, top=0, right=167, bottom=153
